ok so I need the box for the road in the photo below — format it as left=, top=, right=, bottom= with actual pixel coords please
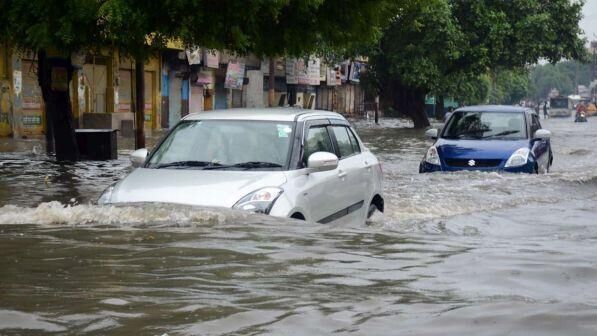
left=0, top=116, right=596, bottom=335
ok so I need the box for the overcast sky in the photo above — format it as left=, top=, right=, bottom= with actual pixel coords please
left=581, top=0, right=597, bottom=43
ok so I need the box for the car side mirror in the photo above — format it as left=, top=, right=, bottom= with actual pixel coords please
left=425, top=128, right=438, bottom=139
left=130, top=148, right=148, bottom=167
left=534, top=129, right=551, bottom=140
left=307, top=152, right=338, bottom=172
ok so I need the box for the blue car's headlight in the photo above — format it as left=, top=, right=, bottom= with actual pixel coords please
left=233, top=187, right=283, bottom=214
left=504, top=148, right=530, bottom=168
left=424, top=146, right=440, bottom=165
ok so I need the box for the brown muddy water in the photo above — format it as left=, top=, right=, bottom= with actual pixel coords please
left=1, top=117, right=596, bottom=335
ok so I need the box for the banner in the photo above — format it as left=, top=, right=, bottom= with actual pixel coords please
left=204, top=50, right=219, bottom=69
left=286, top=59, right=299, bottom=84
left=224, top=62, right=245, bottom=90
left=349, top=62, right=364, bottom=83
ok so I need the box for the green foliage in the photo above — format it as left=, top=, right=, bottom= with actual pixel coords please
left=1, top=0, right=101, bottom=51
left=528, top=61, right=592, bottom=101
left=1, top=0, right=394, bottom=60
left=367, top=0, right=587, bottom=104
left=486, top=70, right=530, bottom=105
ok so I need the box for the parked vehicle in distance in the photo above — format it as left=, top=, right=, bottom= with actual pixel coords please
left=549, top=96, right=572, bottom=117
left=419, top=105, right=553, bottom=174
left=98, top=108, right=384, bottom=224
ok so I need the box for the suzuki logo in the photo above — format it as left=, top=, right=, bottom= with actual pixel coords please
left=468, top=159, right=476, bottom=166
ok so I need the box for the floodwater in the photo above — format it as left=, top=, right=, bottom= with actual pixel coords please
left=1, top=117, right=596, bottom=335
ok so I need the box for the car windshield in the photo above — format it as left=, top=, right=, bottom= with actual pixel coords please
left=442, top=111, right=527, bottom=140
left=550, top=98, right=568, bottom=108
left=147, top=120, right=294, bottom=170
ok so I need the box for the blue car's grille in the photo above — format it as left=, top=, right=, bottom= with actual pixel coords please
left=444, top=158, right=502, bottom=168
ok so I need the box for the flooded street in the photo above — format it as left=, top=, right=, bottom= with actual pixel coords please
left=1, top=117, right=597, bottom=335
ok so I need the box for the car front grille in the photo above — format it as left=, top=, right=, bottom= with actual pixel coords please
left=444, top=158, right=502, bottom=168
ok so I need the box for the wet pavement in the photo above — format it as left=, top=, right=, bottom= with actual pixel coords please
left=1, top=116, right=596, bottom=335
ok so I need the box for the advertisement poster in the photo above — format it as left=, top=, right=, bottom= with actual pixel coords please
left=186, top=48, right=202, bottom=65
left=349, top=62, right=364, bottom=83
left=306, top=58, right=321, bottom=86
left=327, top=68, right=337, bottom=86
left=224, top=62, right=245, bottom=90
left=13, top=70, right=22, bottom=96
left=285, top=59, right=299, bottom=84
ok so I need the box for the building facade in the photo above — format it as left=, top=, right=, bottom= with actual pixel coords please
left=0, top=43, right=371, bottom=139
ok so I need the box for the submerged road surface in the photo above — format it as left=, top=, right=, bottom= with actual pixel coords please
left=0, top=117, right=596, bottom=335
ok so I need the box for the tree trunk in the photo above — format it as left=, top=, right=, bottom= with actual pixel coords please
left=435, top=95, right=445, bottom=121
left=134, top=57, right=145, bottom=149
left=268, top=58, right=275, bottom=107
left=37, top=50, right=79, bottom=161
left=382, top=79, right=430, bottom=129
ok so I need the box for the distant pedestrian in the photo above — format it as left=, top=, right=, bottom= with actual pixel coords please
left=543, top=102, right=548, bottom=119
left=535, top=103, right=540, bottom=115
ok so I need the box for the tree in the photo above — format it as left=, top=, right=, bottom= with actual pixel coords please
left=1, top=0, right=396, bottom=161
left=367, top=0, right=587, bottom=128
left=528, top=60, right=591, bottom=101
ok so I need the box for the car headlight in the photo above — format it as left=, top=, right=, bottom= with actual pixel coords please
left=424, top=146, right=440, bottom=165
left=97, top=184, right=115, bottom=205
left=504, top=148, right=530, bottom=167
left=233, top=187, right=283, bottom=214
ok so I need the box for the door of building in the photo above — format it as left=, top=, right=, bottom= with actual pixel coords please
left=82, top=62, right=107, bottom=113
left=168, top=73, right=182, bottom=128
left=20, top=60, right=44, bottom=136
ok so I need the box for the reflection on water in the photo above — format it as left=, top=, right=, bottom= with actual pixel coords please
left=1, top=118, right=597, bottom=335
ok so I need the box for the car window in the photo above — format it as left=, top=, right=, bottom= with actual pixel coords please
left=303, top=126, right=334, bottom=164
left=331, top=126, right=358, bottom=158
left=347, top=128, right=361, bottom=154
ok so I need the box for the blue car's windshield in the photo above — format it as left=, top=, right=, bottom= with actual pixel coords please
left=442, top=111, right=527, bottom=140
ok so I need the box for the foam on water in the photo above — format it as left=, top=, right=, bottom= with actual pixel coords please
left=0, top=202, right=236, bottom=226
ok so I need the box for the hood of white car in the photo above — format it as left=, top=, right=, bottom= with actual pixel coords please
left=111, top=168, right=287, bottom=208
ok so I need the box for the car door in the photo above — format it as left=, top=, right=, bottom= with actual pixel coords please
left=329, top=125, right=368, bottom=217
left=529, top=113, right=549, bottom=171
left=299, top=121, right=350, bottom=223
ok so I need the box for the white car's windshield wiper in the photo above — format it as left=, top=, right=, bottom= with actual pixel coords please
left=482, top=130, right=520, bottom=138
left=202, top=161, right=283, bottom=170
left=154, top=161, right=222, bottom=169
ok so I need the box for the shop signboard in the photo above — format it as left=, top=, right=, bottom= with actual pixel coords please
left=327, top=68, right=337, bottom=86
left=204, top=50, right=219, bottom=69
left=286, top=58, right=299, bottom=84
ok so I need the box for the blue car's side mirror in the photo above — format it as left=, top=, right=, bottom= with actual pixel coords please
left=425, top=129, right=438, bottom=139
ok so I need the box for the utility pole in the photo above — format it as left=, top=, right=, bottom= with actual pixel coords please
left=268, top=58, right=275, bottom=107
left=134, top=57, right=145, bottom=149
left=592, top=41, right=597, bottom=102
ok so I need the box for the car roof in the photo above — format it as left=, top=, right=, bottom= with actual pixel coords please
left=182, top=108, right=346, bottom=122
left=455, top=105, right=529, bottom=113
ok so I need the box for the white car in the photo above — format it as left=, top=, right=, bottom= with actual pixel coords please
left=98, top=108, right=384, bottom=224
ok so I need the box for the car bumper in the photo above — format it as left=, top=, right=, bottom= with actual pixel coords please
left=419, top=160, right=535, bottom=173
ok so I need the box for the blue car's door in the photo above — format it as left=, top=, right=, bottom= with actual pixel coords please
left=529, top=113, right=550, bottom=171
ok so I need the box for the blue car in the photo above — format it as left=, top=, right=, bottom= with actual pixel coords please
left=419, top=105, right=553, bottom=174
